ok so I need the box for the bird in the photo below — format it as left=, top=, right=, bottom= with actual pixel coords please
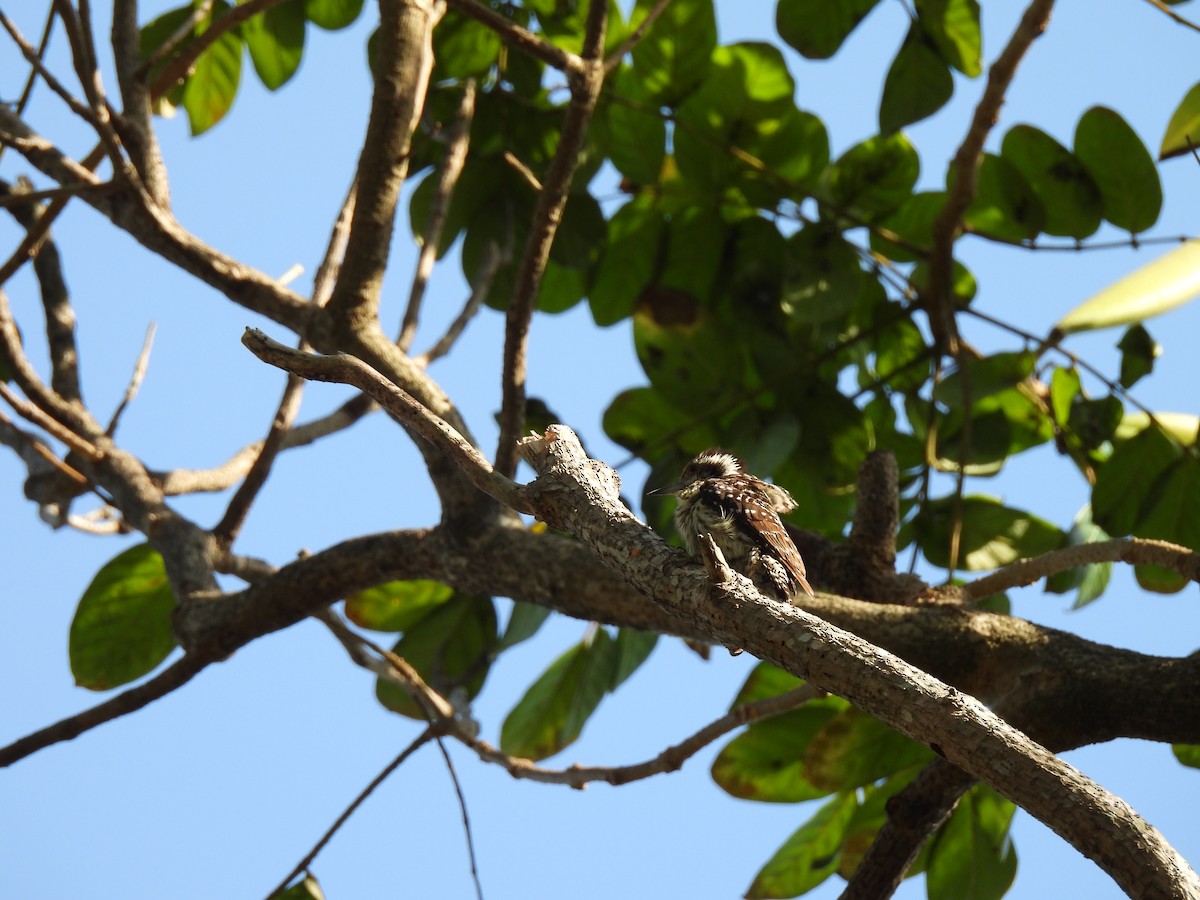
left=651, top=449, right=815, bottom=601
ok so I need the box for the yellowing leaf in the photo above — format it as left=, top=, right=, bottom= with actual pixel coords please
left=1056, top=241, right=1200, bottom=334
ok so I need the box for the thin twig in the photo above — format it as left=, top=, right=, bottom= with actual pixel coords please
left=148, top=0, right=289, bottom=97
left=241, top=328, right=534, bottom=514
left=311, top=178, right=357, bottom=307
left=951, top=537, right=1200, bottom=602
left=494, top=0, right=608, bottom=478
left=0, top=177, right=82, bottom=401
left=0, top=181, right=114, bottom=209
left=0, top=382, right=102, bottom=461
left=266, top=726, right=441, bottom=900
left=925, top=0, right=1055, bottom=353
left=434, top=737, right=485, bottom=900
left=963, top=305, right=1177, bottom=442
left=106, top=322, right=156, bottom=435
left=0, top=654, right=209, bottom=767
left=443, top=0, right=582, bottom=74
left=134, top=0, right=215, bottom=78
left=10, top=6, right=55, bottom=117
left=0, top=11, right=115, bottom=149
left=602, top=0, right=672, bottom=74
left=1141, top=0, right=1200, bottom=34
left=415, top=238, right=505, bottom=366
left=399, top=80, right=477, bottom=352
left=48, top=0, right=127, bottom=176
left=212, top=357, right=306, bottom=547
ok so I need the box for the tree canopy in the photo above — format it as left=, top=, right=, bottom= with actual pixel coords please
left=2, top=1, right=1200, bottom=898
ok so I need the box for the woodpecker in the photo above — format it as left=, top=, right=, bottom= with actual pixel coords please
left=651, top=449, right=815, bottom=601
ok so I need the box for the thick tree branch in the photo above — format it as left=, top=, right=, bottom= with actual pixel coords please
left=494, top=0, right=607, bottom=477
left=515, top=426, right=1200, bottom=899
left=322, top=0, right=443, bottom=338
left=841, top=761, right=974, bottom=900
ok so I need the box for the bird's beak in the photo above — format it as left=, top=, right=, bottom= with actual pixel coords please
left=649, top=482, right=684, bottom=496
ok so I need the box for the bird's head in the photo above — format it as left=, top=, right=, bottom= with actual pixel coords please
left=649, top=449, right=743, bottom=496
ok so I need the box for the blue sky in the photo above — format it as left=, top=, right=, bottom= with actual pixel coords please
left=2, top=2, right=1199, bottom=898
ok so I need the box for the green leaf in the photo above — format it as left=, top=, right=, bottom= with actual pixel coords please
left=673, top=42, right=797, bottom=194
left=182, top=2, right=243, bottom=135
left=241, top=0, right=305, bottom=91
left=917, top=496, right=1063, bottom=570
left=1075, top=107, right=1162, bottom=233
left=271, top=873, right=325, bottom=900
left=933, top=351, right=1036, bottom=409
left=927, top=785, right=1017, bottom=900
left=1117, top=323, right=1160, bottom=389
left=917, top=0, right=982, bottom=76
left=1044, top=506, right=1112, bottom=609
left=433, top=10, right=502, bottom=78
left=1049, top=366, right=1080, bottom=424
left=304, top=0, right=363, bottom=30
left=1134, top=563, right=1188, bottom=594
left=960, top=153, right=1044, bottom=241
left=500, top=630, right=618, bottom=760
left=498, top=601, right=552, bottom=651
left=1001, top=124, right=1102, bottom=239
left=1132, top=457, right=1200, bottom=560
left=825, top=133, right=921, bottom=219
left=803, top=708, right=934, bottom=791
left=781, top=226, right=865, bottom=325
left=1055, top=241, right=1200, bottom=334
left=731, top=662, right=809, bottom=705
left=69, top=544, right=177, bottom=691
left=879, top=29, right=953, bottom=134
left=630, top=0, right=716, bottom=104
left=589, top=196, right=665, bottom=326
left=1160, top=81, right=1200, bottom=161
left=345, top=579, right=453, bottom=632
left=1092, top=425, right=1182, bottom=536
left=1173, top=744, right=1200, bottom=769
left=776, top=0, right=880, bottom=59
left=1067, top=394, right=1124, bottom=451
left=375, top=594, right=498, bottom=719
left=611, top=628, right=658, bottom=688
left=604, top=67, right=667, bottom=185
left=603, top=387, right=711, bottom=454
left=712, top=701, right=846, bottom=802
left=839, top=767, right=930, bottom=879
left=745, top=793, right=857, bottom=899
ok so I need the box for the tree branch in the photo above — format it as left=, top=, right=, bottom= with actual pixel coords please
left=925, top=0, right=1055, bottom=352
left=953, top=537, right=1200, bottom=602
left=0, top=654, right=209, bottom=767
left=515, top=426, right=1200, bottom=899
left=443, top=0, right=582, bottom=74
left=399, top=79, right=476, bottom=352
left=494, top=0, right=608, bottom=477
left=241, top=329, right=533, bottom=514
left=322, top=0, right=443, bottom=339
left=0, top=108, right=313, bottom=332
left=840, top=760, right=974, bottom=900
